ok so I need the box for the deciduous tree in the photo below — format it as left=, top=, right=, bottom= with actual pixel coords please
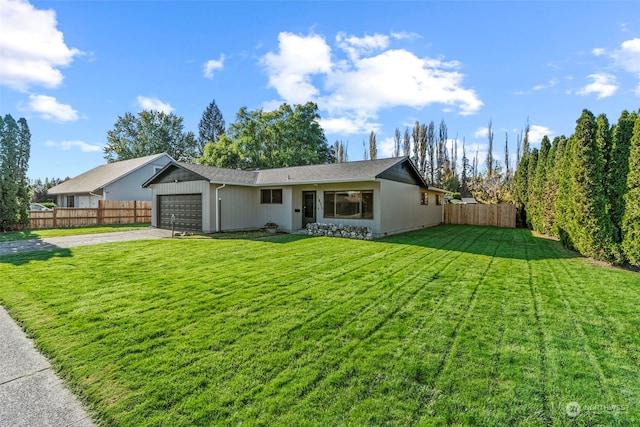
left=105, top=110, right=197, bottom=162
left=198, top=102, right=331, bottom=169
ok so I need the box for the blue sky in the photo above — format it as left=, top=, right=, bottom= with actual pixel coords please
left=1, top=0, right=639, bottom=180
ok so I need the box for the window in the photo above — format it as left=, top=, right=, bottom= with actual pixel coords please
left=324, top=190, right=373, bottom=219
left=421, top=192, right=429, bottom=205
left=261, top=189, right=283, bottom=204
left=66, top=195, right=75, bottom=207
left=436, top=194, right=442, bottom=206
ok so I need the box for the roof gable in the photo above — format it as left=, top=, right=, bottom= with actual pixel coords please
left=376, top=159, right=426, bottom=187
left=49, top=153, right=173, bottom=195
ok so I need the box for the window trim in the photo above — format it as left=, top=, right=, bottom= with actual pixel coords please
left=323, top=190, right=374, bottom=220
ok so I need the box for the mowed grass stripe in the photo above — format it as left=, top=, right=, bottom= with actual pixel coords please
left=216, top=228, right=495, bottom=424
left=246, top=229, right=496, bottom=426
left=538, top=250, right=638, bottom=425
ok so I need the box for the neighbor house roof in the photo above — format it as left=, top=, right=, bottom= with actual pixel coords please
left=49, top=153, right=172, bottom=195
left=143, top=157, right=436, bottom=189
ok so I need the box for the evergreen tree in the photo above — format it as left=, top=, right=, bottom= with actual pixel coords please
left=542, top=136, right=565, bottom=235
left=0, top=114, right=31, bottom=231
left=621, top=114, right=640, bottom=266
left=198, top=99, right=226, bottom=156
left=525, top=148, right=538, bottom=228
left=564, top=109, right=616, bottom=261
left=531, top=136, right=550, bottom=232
left=555, top=136, right=574, bottom=244
left=609, top=110, right=636, bottom=241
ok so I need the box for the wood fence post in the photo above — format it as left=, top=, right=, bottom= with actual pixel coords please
left=98, top=200, right=103, bottom=225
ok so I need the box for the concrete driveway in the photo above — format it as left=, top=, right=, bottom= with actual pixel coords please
left=0, top=227, right=173, bottom=257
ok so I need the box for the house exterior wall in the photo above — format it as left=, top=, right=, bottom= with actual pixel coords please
left=378, top=180, right=443, bottom=236
left=104, top=157, right=171, bottom=201
left=55, top=193, right=100, bottom=208
left=148, top=180, right=211, bottom=231
left=257, top=187, right=294, bottom=231
left=291, top=181, right=382, bottom=234
left=215, top=184, right=260, bottom=232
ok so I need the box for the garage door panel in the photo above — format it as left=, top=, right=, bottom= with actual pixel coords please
left=158, top=194, right=202, bottom=232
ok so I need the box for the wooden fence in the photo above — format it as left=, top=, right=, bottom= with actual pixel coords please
left=444, top=203, right=516, bottom=228
left=28, top=200, right=151, bottom=229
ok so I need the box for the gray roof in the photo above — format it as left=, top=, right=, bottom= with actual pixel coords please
left=144, top=157, right=431, bottom=188
left=49, top=153, right=172, bottom=195
left=255, top=157, right=407, bottom=185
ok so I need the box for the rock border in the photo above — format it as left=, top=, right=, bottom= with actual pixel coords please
left=306, top=223, right=373, bottom=240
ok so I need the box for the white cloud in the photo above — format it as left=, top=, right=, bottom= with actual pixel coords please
left=336, top=32, right=389, bottom=61
left=136, top=96, right=174, bottom=113
left=27, top=94, right=78, bottom=122
left=474, top=127, right=489, bottom=138
left=261, top=31, right=483, bottom=135
left=45, top=140, right=101, bottom=152
left=577, top=73, right=618, bottom=99
left=592, top=48, right=606, bottom=56
left=203, top=54, right=225, bottom=79
left=0, top=0, right=81, bottom=91
left=528, top=125, right=553, bottom=145
left=612, top=38, right=640, bottom=73
left=261, top=32, right=332, bottom=104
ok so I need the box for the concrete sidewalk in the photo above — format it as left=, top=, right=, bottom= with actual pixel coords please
left=0, top=227, right=173, bottom=257
left=0, top=306, right=97, bottom=426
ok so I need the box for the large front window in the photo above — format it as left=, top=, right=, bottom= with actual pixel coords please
left=324, top=190, right=373, bottom=219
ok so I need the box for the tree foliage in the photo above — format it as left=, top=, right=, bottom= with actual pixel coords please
left=608, top=110, right=636, bottom=241
left=369, top=131, right=377, bottom=160
left=197, top=99, right=226, bottom=156
left=0, top=114, right=31, bottom=231
left=197, top=102, right=332, bottom=169
left=104, top=110, right=197, bottom=163
left=621, top=114, right=640, bottom=266
left=562, top=110, right=616, bottom=260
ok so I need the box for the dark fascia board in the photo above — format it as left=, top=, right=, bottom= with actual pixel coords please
left=142, top=161, right=210, bottom=188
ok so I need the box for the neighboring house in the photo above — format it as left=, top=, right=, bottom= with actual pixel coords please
left=142, top=157, right=447, bottom=237
left=48, top=153, right=173, bottom=208
left=461, top=197, right=478, bottom=204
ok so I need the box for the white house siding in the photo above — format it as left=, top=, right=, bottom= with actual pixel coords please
left=378, top=180, right=442, bottom=236
left=149, top=181, right=211, bottom=231
left=257, top=187, right=294, bottom=231
left=291, top=181, right=381, bottom=234
left=78, top=194, right=101, bottom=208
left=104, top=158, right=171, bottom=201
left=216, top=185, right=259, bottom=232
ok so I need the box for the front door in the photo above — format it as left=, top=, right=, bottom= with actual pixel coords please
left=302, top=191, right=316, bottom=227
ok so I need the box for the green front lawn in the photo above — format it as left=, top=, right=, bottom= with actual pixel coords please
left=0, top=226, right=638, bottom=425
left=0, top=223, right=151, bottom=242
